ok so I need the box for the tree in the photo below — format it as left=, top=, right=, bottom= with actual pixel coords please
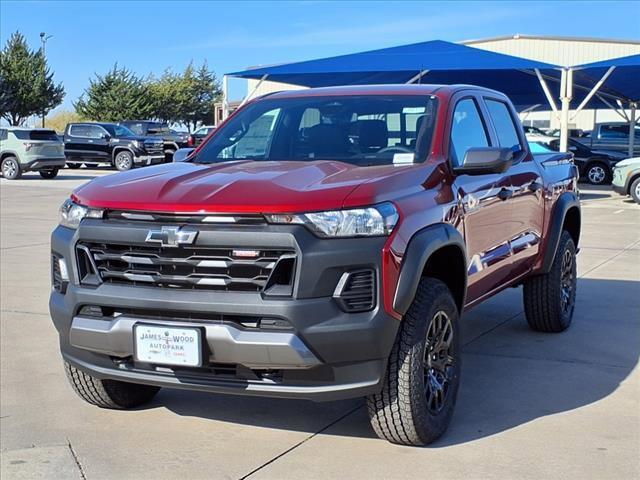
left=45, top=110, right=86, bottom=133
left=180, top=61, right=221, bottom=131
left=75, top=64, right=154, bottom=121
left=0, top=31, right=65, bottom=126
left=148, top=61, right=221, bottom=131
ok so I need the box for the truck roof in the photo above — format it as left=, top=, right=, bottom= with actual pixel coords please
left=266, top=84, right=507, bottom=99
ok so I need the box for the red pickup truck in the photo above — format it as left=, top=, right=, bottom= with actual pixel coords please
left=50, top=85, right=580, bottom=446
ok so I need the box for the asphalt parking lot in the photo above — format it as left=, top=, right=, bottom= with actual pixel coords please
left=1, top=168, right=639, bottom=480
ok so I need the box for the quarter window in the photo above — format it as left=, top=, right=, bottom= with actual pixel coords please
left=450, top=98, right=489, bottom=167
left=485, top=99, right=522, bottom=152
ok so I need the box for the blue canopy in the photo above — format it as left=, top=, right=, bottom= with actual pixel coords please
left=228, top=40, right=563, bottom=108
left=574, top=54, right=640, bottom=102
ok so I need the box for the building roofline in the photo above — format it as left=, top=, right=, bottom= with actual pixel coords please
left=462, top=34, right=640, bottom=46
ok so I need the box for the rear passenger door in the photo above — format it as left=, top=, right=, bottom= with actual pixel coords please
left=482, top=95, right=544, bottom=278
left=66, top=125, right=110, bottom=162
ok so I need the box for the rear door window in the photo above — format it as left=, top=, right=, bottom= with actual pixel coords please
left=450, top=98, right=490, bottom=167
left=485, top=99, right=522, bottom=153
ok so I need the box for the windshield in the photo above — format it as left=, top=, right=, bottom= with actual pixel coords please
left=194, top=95, right=438, bottom=166
left=104, top=124, right=136, bottom=137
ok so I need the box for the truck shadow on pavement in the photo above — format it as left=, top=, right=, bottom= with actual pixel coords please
left=148, top=278, right=639, bottom=446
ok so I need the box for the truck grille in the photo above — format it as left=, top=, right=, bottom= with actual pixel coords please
left=77, top=242, right=295, bottom=292
left=144, top=140, right=164, bottom=154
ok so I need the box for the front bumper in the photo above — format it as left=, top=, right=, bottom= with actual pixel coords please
left=50, top=221, right=399, bottom=401
left=134, top=154, right=165, bottom=166
left=23, top=156, right=66, bottom=171
left=612, top=183, right=627, bottom=195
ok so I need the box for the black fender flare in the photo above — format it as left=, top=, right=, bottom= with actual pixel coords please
left=541, top=191, right=580, bottom=273
left=393, top=223, right=467, bottom=315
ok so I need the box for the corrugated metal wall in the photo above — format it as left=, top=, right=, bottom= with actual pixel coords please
left=465, top=37, right=640, bottom=66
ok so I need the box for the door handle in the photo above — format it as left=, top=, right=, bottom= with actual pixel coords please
left=497, top=188, right=513, bottom=201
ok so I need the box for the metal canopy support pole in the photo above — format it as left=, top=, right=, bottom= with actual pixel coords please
left=570, top=66, right=616, bottom=120
left=222, top=75, right=229, bottom=121
left=406, top=70, right=429, bottom=84
left=238, top=74, right=268, bottom=108
left=534, top=69, right=559, bottom=114
left=596, top=94, right=630, bottom=121
left=559, top=68, right=573, bottom=153
left=629, top=103, right=637, bottom=157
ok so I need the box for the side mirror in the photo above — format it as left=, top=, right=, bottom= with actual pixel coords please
left=100, top=133, right=111, bottom=140
left=454, top=147, right=513, bottom=175
left=173, top=148, right=195, bottom=162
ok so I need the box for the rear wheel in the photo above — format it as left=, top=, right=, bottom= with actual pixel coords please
left=1, top=156, right=21, bottom=180
left=585, top=161, right=611, bottom=185
left=523, top=231, right=577, bottom=332
left=114, top=151, right=133, bottom=171
left=64, top=362, right=160, bottom=409
left=630, top=177, right=640, bottom=204
left=367, top=278, right=461, bottom=446
left=39, top=168, right=59, bottom=179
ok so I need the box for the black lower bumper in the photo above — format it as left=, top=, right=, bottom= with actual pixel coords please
left=50, top=222, right=400, bottom=401
left=612, top=183, right=627, bottom=196
left=23, top=157, right=66, bottom=171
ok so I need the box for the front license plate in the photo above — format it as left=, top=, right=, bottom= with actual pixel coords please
left=134, top=324, right=201, bottom=367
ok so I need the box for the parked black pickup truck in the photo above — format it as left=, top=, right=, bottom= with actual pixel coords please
left=64, top=123, right=164, bottom=171
left=119, top=121, right=189, bottom=161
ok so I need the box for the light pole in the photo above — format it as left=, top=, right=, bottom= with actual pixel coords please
left=39, top=32, right=52, bottom=127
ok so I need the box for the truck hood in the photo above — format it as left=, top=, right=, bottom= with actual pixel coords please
left=73, top=160, right=429, bottom=214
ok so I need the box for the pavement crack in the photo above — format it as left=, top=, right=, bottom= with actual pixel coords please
left=239, top=404, right=363, bottom=479
left=0, top=309, right=49, bottom=317
left=1, top=242, right=50, bottom=251
left=67, top=440, right=87, bottom=480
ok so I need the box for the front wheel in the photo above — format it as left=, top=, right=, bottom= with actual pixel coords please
left=630, top=177, right=640, bottom=204
left=64, top=362, right=160, bottom=409
left=2, top=156, right=22, bottom=180
left=114, top=151, right=133, bottom=171
left=39, top=168, right=59, bottom=179
left=367, top=278, right=461, bottom=446
left=523, top=231, right=577, bottom=332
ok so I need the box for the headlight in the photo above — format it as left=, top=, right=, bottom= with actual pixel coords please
left=59, top=199, right=103, bottom=229
left=266, top=203, right=399, bottom=237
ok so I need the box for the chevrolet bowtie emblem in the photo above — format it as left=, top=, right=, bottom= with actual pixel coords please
left=145, top=226, right=198, bottom=248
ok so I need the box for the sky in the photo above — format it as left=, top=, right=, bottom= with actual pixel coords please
left=1, top=0, right=639, bottom=114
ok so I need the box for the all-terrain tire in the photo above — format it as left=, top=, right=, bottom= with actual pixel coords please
left=366, top=278, right=461, bottom=446
left=64, top=362, right=160, bottom=409
left=523, top=231, right=577, bottom=332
